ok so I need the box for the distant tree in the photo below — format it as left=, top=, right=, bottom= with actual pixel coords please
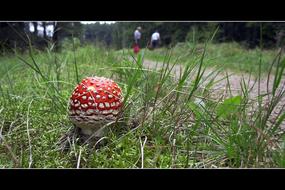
left=33, top=22, right=38, bottom=36
left=1, top=21, right=284, bottom=55
left=42, top=22, right=47, bottom=39
left=51, top=22, right=83, bottom=51
left=0, top=22, right=29, bottom=53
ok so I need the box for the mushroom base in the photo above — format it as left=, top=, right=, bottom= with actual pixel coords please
left=70, top=118, right=113, bottom=137
left=79, top=126, right=105, bottom=136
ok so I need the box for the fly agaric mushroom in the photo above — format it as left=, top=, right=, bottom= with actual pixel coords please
left=69, top=76, right=123, bottom=136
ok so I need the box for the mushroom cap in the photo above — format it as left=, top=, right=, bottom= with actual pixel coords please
left=69, top=76, right=123, bottom=130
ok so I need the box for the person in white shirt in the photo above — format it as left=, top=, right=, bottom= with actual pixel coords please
left=134, top=26, right=142, bottom=46
left=151, top=30, right=160, bottom=49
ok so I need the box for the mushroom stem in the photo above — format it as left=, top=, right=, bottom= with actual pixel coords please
left=80, top=127, right=105, bottom=137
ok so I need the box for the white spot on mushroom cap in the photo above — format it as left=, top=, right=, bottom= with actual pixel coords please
left=105, top=102, right=110, bottom=108
left=87, top=86, right=95, bottom=92
left=82, top=96, right=87, bottom=100
left=86, top=109, right=94, bottom=115
left=96, top=95, right=101, bottom=99
left=108, top=94, right=113, bottom=98
left=99, top=103, right=105, bottom=109
left=81, top=104, right=88, bottom=108
left=74, top=102, right=81, bottom=107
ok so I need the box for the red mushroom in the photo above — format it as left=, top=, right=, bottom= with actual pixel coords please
left=69, top=76, right=123, bottom=136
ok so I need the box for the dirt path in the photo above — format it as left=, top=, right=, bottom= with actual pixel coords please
left=142, top=59, right=285, bottom=130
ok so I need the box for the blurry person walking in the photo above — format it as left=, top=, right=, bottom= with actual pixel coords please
left=150, top=30, right=160, bottom=49
left=133, top=26, right=142, bottom=54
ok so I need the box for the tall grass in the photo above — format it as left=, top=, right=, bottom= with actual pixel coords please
left=0, top=35, right=284, bottom=168
left=144, top=42, right=280, bottom=75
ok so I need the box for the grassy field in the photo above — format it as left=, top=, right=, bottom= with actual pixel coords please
left=139, top=42, right=280, bottom=75
left=0, top=42, right=284, bottom=168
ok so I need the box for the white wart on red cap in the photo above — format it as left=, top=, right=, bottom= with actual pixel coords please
left=69, top=76, right=123, bottom=135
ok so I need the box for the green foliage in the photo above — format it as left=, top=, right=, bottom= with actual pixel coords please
left=55, top=22, right=83, bottom=40
left=0, top=41, right=284, bottom=168
left=61, top=37, right=81, bottom=50
left=186, top=23, right=220, bottom=43
left=83, top=23, right=113, bottom=47
left=216, top=96, right=242, bottom=119
left=144, top=42, right=279, bottom=74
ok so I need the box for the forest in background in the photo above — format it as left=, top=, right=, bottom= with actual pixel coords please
left=0, top=22, right=285, bottom=54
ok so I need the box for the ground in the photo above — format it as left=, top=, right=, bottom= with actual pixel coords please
left=141, top=59, right=285, bottom=130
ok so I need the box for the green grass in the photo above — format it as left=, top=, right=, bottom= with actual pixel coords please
left=140, top=42, right=280, bottom=75
left=0, top=41, right=284, bottom=168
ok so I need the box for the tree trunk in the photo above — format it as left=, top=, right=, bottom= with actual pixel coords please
left=43, top=22, right=47, bottom=39
left=52, top=22, right=59, bottom=51
left=33, top=22, right=38, bottom=36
